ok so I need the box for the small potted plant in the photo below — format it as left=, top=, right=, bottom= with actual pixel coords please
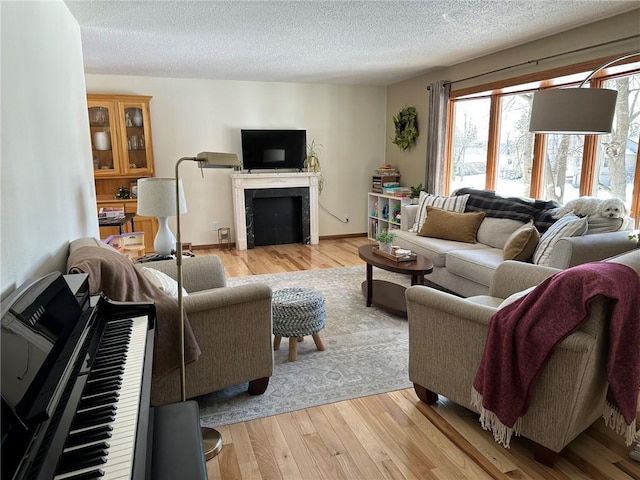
left=304, top=139, right=324, bottom=194
left=375, top=229, right=397, bottom=253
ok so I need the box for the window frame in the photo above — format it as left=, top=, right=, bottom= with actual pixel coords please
left=445, top=55, right=640, bottom=228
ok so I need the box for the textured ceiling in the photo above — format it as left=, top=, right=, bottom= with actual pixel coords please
left=64, top=1, right=639, bottom=86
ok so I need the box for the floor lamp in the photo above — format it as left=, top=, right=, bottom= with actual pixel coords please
left=137, top=178, right=187, bottom=255
left=175, top=152, right=242, bottom=460
left=529, top=51, right=639, bottom=135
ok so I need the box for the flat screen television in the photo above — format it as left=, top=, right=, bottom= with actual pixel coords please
left=241, top=129, right=306, bottom=171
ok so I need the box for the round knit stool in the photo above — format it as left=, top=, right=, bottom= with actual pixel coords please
left=272, top=287, right=326, bottom=361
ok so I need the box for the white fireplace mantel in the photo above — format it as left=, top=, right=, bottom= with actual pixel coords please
left=231, top=172, right=320, bottom=250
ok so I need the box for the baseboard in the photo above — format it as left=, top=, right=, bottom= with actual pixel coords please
left=319, top=233, right=367, bottom=240
left=190, top=235, right=366, bottom=250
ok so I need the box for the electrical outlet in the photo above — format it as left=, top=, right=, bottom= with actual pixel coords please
left=212, top=221, right=219, bottom=231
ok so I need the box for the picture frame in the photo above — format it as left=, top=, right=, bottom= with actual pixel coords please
left=130, top=181, right=138, bottom=198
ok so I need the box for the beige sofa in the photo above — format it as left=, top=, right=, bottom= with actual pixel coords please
left=406, top=249, right=640, bottom=465
left=68, top=237, right=274, bottom=406
left=396, top=203, right=634, bottom=297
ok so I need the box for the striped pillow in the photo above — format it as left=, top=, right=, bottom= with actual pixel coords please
left=533, top=214, right=588, bottom=266
left=411, top=192, right=469, bottom=233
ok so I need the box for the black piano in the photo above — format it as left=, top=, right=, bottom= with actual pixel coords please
left=1, top=272, right=207, bottom=480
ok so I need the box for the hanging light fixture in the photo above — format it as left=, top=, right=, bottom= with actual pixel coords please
left=529, top=52, right=639, bottom=135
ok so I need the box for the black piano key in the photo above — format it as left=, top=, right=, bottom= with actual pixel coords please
left=72, top=405, right=116, bottom=424
left=87, top=371, right=123, bottom=384
left=63, top=469, right=105, bottom=480
left=90, top=357, right=127, bottom=370
left=78, top=392, right=119, bottom=410
left=66, top=425, right=113, bottom=448
left=71, top=411, right=116, bottom=430
left=89, top=365, right=125, bottom=377
left=56, top=443, right=109, bottom=474
left=96, top=344, right=127, bottom=355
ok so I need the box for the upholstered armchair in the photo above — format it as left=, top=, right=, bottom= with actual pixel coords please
left=406, top=251, right=640, bottom=466
left=68, top=238, right=274, bottom=407
left=146, top=255, right=273, bottom=406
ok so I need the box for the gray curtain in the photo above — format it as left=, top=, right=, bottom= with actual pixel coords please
left=425, top=81, right=451, bottom=195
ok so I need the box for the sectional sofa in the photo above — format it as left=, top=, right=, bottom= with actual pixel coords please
left=394, top=189, right=635, bottom=297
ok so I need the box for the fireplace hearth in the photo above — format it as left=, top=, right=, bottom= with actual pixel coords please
left=245, top=187, right=310, bottom=248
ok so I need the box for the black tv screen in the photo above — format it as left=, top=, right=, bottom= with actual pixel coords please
left=241, top=129, right=306, bottom=171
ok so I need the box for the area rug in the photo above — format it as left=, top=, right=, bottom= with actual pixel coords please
left=198, top=265, right=413, bottom=428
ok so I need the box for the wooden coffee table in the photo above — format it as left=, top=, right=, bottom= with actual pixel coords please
left=358, top=244, right=434, bottom=318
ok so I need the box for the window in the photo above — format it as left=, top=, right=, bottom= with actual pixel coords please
left=593, top=73, right=640, bottom=208
left=540, top=133, right=584, bottom=204
left=450, top=97, right=490, bottom=192
left=447, top=59, right=640, bottom=226
left=496, top=92, right=535, bottom=197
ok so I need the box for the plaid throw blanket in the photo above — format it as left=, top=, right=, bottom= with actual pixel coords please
left=452, top=188, right=559, bottom=233
left=471, top=261, right=640, bottom=448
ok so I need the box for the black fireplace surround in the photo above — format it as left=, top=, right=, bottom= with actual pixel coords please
left=244, top=187, right=311, bottom=249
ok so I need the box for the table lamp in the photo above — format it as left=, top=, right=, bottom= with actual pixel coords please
left=136, top=178, right=187, bottom=255
left=175, top=152, right=241, bottom=460
left=529, top=52, right=639, bottom=134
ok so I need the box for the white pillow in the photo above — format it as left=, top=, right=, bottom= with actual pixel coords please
left=141, top=267, right=188, bottom=298
left=410, top=192, right=469, bottom=233
left=533, top=214, right=588, bottom=266
left=497, top=286, right=536, bottom=309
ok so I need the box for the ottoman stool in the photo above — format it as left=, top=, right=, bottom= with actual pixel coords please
left=272, top=287, right=326, bottom=361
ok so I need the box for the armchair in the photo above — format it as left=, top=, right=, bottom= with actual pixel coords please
left=67, top=237, right=273, bottom=407
left=406, top=251, right=640, bottom=466
left=148, top=256, right=273, bottom=406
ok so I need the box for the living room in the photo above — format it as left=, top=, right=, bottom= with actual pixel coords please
left=2, top=1, right=640, bottom=478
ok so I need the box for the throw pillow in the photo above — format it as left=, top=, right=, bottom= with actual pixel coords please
left=533, top=214, right=588, bottom=266
left=503, top=220, right=540, bottom=261
left=497, top=286, right=536, bottom=309
left=411, top=192, right=469, bottom=233
left=141, top=266, right=188, bottom=298
left=418, top=207, right=486, bottom=243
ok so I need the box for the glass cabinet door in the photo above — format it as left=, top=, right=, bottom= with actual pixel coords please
left=119, top=102, right=154, bottom=175
left=88, top=101, right=122, bottom=175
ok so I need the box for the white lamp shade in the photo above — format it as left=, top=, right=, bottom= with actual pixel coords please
left=529, top=88, right=618, bottom=134
left=136, top=178, right=187, bottom=217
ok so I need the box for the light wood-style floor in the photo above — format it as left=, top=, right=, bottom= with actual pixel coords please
left=199, top=238, right=640, bottom=480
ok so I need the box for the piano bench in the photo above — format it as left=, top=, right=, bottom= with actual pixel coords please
left=150, top=400, right=208, bottom=480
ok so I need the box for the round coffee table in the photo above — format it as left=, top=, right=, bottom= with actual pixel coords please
left=358, top=244, right=433, bottom=317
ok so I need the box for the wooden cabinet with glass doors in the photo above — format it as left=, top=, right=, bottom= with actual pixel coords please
left=88, top=94, right=158, bottom=253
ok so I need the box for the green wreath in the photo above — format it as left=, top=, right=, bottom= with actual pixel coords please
left=392, top=106, right=418, bottom=151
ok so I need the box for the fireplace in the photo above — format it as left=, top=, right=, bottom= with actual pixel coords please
left=245, top=187, right=310, bottom=248
left=231, top=172, right=320, bottom=250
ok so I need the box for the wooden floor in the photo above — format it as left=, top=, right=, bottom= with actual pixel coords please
left=200, top=238, right=640, bottom=480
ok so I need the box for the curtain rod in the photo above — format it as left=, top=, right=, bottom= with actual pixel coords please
left=426, top=34, right=640, bottom=90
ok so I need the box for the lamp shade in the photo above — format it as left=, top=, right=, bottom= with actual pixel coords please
left=529, top=88, right=618, bottom=134
left=136, top=178, right=187, bottom=217
left=196, top=152, right=242, bottom=168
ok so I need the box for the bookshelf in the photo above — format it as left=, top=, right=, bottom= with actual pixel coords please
left=367, top=192, right=413, bottom=240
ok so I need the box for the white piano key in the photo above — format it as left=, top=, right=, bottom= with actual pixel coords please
left=55, top=315, right=148, bottom=480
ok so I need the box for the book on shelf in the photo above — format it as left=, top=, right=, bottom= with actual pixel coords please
left=98, top=206, right=125, bottom=219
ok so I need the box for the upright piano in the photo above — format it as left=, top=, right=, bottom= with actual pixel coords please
left=1, top=272, right=207, bottom=480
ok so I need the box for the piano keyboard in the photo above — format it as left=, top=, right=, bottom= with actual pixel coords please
left=54, top=315, right=148, bottom=480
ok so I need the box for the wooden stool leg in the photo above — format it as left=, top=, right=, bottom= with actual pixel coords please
left=273, top=335, right=282, bottom=350
left=288, top=337, right=298, bottom=361
left=312, top=333, right=325, bottom=351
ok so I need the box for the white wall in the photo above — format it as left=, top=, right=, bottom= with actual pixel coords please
left=1, top=1, right=98, bottom=298
left=84, top=75, right=387, bottom=246
left=386, top=9, right=640, bottom=191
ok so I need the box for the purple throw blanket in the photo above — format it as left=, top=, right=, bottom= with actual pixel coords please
left=471, top=261, right=640, bottom=447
